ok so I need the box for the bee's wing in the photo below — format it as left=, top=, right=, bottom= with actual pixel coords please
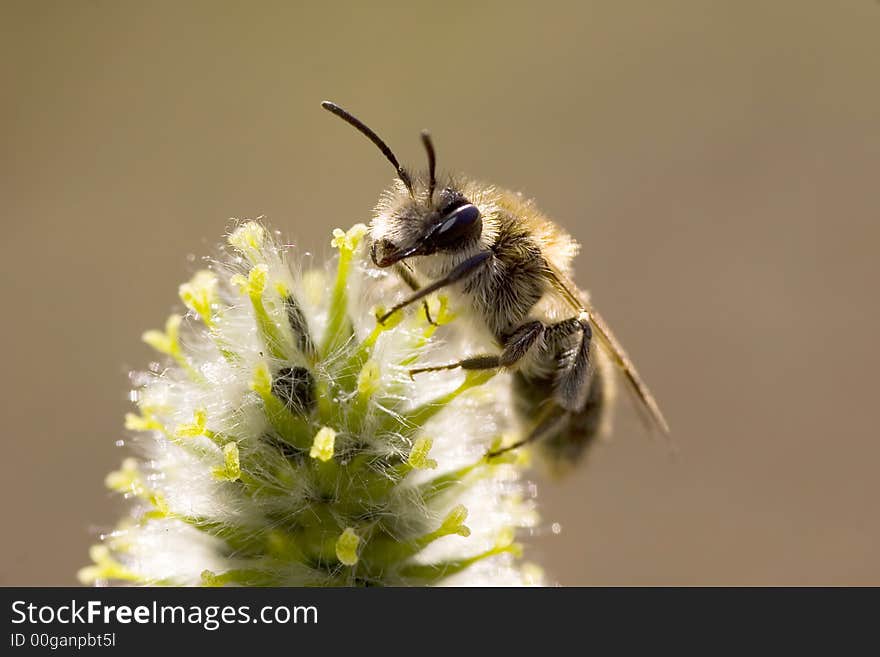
left=544, top=264, right=671, bottom=435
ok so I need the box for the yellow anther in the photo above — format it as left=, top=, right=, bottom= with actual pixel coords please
left=178, top=270, right=218, bottom=324
left=408, top=437, right=438, bottom=470
left=246, top=264, right=269, bottom=297
left=104, top=458, right=142, bottom=494
left=335, top=527, right=360, bottom=566
left=309, top=426, right=336, bottom=462
left=440, top=504, right=471, bottom=537
left=330, top=224, right=368, bottom=252
left=213, top=442, right=241, bottom=481
left=250, top=362, right=272, bottom=396
left=142, top=314, right=183, bottom=356
left=175, top=408, right=208, bottom=438
left=124, top=411, right=161, bottom=432
left=356, top=360, right=381, bottom=398
left=228, top=222, right=266, bottom=263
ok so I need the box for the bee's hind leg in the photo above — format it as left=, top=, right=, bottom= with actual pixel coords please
left=553, top=318, right=594, bottom=413
left=487, top=402, right=571, bottom=457
left=408, top=320, right=545, bottom=377
left=489, top=316, right=595, bottom=458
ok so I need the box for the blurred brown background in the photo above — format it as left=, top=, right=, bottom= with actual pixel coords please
left=2, top=1, right=878, bottom=585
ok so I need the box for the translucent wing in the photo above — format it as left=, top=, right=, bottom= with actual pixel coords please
left=544, top=263, right=670, bottom=435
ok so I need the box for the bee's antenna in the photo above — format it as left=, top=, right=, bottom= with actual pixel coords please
left=321, top=101, right=413, bottom=195
left=421, top=130, right=436, bottom=202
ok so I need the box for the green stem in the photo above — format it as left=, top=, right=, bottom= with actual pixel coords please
left=320, top=247, right=354, bottom=359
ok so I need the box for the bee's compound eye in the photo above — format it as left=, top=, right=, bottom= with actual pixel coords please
left=434, top=203, right=482, bottom=245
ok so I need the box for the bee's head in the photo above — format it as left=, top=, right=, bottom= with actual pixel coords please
left=369, top=181, right=483, bottom=268
left=321, top=101, right=483, bottom=269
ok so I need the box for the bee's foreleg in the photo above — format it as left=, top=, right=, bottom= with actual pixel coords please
left=378, top=251, right=491, bottom=324
left=408, top=320, right=545, bottom=377
left=392, top=263, right=438, bottom=326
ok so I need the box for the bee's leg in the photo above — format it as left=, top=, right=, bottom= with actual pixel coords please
left=422, top=302, right=437, bottom=327
left=409, top=320, right=544, bottom=376
left=500, top=320, right=546, bottom=365
left=393, top=263, right=437, bottom=326
left=486, top=319, right=592, bottom=457
left=378, top=251, right=491, bottom=324
left=539, top=366, right=607, bottom=468
left=543, top=316, right=582, bottom=344
left=553, top=317, right=594, bottom=412
left=408, top=355, right=500, bottom=377
left=487, top=403, right=570, bottom=456
left=409, top=316, right=583, bottom=376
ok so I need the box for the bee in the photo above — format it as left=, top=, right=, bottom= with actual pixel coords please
left=322, top=101, right=669, bottom=470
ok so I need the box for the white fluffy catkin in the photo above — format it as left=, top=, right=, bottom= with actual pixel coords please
left=80, top=221, right=543, bottom=586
